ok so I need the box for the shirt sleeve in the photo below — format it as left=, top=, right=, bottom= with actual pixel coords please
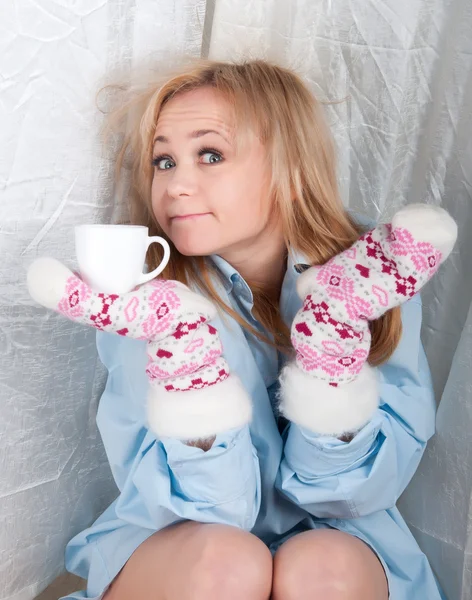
left=95, top=331, right=261, bottom=531
left=276, top=295, right=436, bottom=519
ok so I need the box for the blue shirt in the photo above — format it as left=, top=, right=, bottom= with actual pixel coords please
left=62, top=246, right=444, bottom=600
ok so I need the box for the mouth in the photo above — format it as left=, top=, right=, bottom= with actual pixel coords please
left=170, top=213, right=212, bottom=222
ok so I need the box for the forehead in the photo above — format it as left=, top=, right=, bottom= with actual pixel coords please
left=156, top=87, right=234, bottom=134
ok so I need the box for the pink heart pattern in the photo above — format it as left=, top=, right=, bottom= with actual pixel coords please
left=291, top=221, right=443, bottom=385
left=355, top=264, right=370, bottom=278
left=295, top=322, right=312, bottom=337
left=125, top=296, right=139, bottom=322
left=184, top=337, right=204, bottom=353
left=54, top=274, right=228, bottom=394
left=372, top=285, right=389, bottom=307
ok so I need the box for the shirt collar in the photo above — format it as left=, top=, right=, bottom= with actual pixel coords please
left=208, top=212, right=372, bottom=313
left=210, top=254, right=253, bottom=301
left=210, top=249, right=310, bottom=296
left=287, top=248, right=311, bottom=274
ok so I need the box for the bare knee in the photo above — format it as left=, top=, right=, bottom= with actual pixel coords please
left=106, top=521, right=272, bottom=600
left=272, top=529, right=388, bottom=600
left=187, top=523, right=273, bottom=599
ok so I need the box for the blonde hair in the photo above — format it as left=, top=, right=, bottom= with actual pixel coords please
left=99, top=58, right=401, bottom=365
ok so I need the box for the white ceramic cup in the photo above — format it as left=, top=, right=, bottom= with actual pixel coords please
left=75, top=224, right=171, bottom=293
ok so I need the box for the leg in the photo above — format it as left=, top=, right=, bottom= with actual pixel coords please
left=104, top=521, right=273, bottom=600
left=272, top=529, right=389, bottom=600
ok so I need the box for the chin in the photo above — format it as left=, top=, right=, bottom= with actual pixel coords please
left=167, top=221, right=221, bottom=257
left=171, top=237, right=218, bottom=257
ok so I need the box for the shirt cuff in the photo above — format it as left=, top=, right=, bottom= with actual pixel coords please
left=284, top=413, right=383, bottom=477
left=160, top=425, right=255, bottom=503
left=162, top=427, right=241, bottom=461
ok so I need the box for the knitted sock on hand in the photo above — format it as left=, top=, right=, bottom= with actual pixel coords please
left=279, top=204, right=457, bottom=436
left=27, top=258, right=252, bottom=439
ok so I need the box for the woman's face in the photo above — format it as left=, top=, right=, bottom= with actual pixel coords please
left=151, top=87, right=282, bottom=262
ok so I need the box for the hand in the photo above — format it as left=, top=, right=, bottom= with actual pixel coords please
left=279, top=204, right=457, bottom=436
left=27, top=259, right=252, bottom=440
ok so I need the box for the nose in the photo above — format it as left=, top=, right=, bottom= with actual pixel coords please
left=166, top=164, right=198, bottom=199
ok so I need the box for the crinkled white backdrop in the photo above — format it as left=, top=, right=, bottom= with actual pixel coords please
left=1, top=1, right=470, bottom=599
left=0, top=2, right=207, bottom=599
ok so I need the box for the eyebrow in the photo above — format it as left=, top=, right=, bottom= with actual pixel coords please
left=153, top=129, right=230, bottom=145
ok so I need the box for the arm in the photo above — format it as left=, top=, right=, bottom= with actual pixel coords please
left=96, top=331, right=261, bottom=530
left=279, top=204, right=456, bottom=437
left=26, top=258, right=259, bottom=527
left=27, top=258, right=252, bottom=441
left=276, top=297, right=436, bottom=518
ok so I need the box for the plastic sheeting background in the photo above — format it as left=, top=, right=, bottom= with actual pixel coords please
left=1, top=1, right=470, bottom=599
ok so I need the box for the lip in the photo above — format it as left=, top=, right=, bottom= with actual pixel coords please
left=170, top=213, right=211, bottom=221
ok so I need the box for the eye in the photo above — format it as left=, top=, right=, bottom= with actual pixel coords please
left=152, top=156, right=175, bottom=170
left=199, top=149, right=223, bottom=164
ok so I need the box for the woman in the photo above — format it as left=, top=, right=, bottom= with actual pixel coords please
left=51, top=59, right=455, bottom=599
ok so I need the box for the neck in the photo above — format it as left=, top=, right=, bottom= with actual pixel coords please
left=219, top=227, right=287, bottom=299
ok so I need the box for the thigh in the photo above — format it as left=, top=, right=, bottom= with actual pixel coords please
left=272, top=528, right=388, bottom=600
left=104, top=521, right=273, bottom=600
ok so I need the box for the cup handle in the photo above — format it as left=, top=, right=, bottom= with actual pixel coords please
left=136, top=236, right=171, bottom=285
